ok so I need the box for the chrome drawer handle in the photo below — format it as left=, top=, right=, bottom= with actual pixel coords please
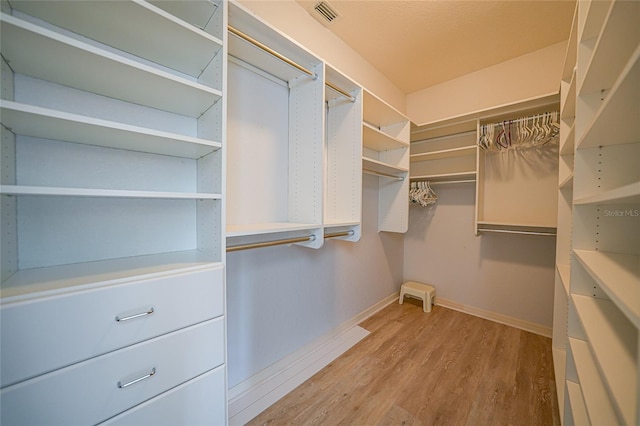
left=115, top=307, right=154, bottom=322
left=118, top=368, right=156, bottom=389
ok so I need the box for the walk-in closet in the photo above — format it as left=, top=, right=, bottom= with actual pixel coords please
left=1, top=0, right=637, bottom=425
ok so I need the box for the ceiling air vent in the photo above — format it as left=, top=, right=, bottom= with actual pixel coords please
left=313, top=1, right=341, bottom=26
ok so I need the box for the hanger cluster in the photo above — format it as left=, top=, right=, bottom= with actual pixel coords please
left=478, top=111, right=560, bottom=151
left=409, top=181, right=437, bottom=207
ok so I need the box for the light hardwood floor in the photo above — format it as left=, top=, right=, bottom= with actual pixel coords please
left=248, top=300, right=560, bottom=426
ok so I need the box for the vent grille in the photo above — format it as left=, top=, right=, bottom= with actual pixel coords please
left=313, top=1, right=341, bottom=25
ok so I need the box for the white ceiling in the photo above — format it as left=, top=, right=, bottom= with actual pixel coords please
left=296, top=0, right=576, bottom=94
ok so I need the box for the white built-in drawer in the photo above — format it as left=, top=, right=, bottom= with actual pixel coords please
left=0, top=317, right=225, bottom=426
left=0, top=265, right=223, bottom=387
left=100, top=365, right=226, bottom=426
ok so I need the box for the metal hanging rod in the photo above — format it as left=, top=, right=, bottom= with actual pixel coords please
left=228, top=25, right=317, bottom=80
left=363, top=169, right=405, bottom=181
left=227, top=234, right=316, bottom=252
left=325, top=81, right=355, bottom=103
left=479, top=228, right=557, bottom=237
left=324, top=230, right=355, bottom=239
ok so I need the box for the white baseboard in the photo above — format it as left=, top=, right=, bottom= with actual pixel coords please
left=228, top=292, right=399, bottom=425
left=435, top=297, right=552, bottom=338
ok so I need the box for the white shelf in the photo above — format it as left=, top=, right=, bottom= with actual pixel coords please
left=579, top=0, right=640, bottom=96
left=552, top=347, right=567, bottom=406
left=573, top=181, right=640, bottom=205
left=569, top=337, right=619, bottom=426
left=362, top=90, right=408, bottom=128
left=559, top=172, right=574, bottom=190
left=566, top=380, right=589, bottom=426
left=410, top=146, right=476, bottom=162
left=362, top=157, right=408, bottom=177
left=410, top=171, right=476, bottom=182
left=1, top=14, right=221, bottom=117
left=149, top=0, right=221, bottom=30
left=0, top=102, right=220, bottom=159
left=572, top=294, right=637, bottom=425
left=8, top=1, right=223, bottom=78
left=560, top=123, right=575, bottom=155
left=362, top=122, right=408, bottom=151
left=0, top=250, right=219, bottom=302
left=557, top=263, right=571, bottom=296
left=0, top=185, right=221, bottom=200
left=580, top=0, right=612, bottom=43
left=573, top=250, right=640, bottom=328
left=578, top=45, right=640, bottom=149
left=226, top=222, right=320, bottom=238
left=561, top=5, right=578, bottom=82
left=561, top=70, right=576, bottom=119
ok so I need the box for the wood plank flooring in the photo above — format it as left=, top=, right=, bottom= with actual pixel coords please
left=248, top=300, right=560, bottom=426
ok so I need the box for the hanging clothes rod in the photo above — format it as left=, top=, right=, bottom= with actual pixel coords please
left=479, top=229, right=557, bottom=237
left=228, top=25, right=317, bottom=80
left=227, top=234, right=316, bottom=252
left=325, top=81, right=356, bottom=103
left=363, top=169, right=405, bottom=181
left=324, top=230, right=355, bottom=239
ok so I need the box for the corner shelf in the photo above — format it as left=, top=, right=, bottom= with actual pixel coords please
left=566, top=380, right=589, bottom=425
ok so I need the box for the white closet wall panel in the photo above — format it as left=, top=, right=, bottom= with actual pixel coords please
left=226, top=60, right=289, bottom=226
left=16, top=197, right=197, bottom=269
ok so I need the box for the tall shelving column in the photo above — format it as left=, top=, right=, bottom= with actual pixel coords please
left=566, top=0, right=640, bottom=424
left=362, top=90, right=410, bottom=233
left=324, top=64, right=363, bottom=242
left=553, top=4, right=578, bottom=423
left=226, top=1, right=325, bottom=249
left=0, top=1, right=227, bottom=423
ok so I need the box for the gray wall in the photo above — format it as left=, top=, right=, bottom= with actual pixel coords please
left=226, top=174, right=404, bottom=387
left=403, top=183, right=556, bottom=329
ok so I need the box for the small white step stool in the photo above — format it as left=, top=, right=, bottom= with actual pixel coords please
left=399, top=281, right=435, bottom=313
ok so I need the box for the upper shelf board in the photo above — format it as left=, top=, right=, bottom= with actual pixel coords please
left=363, top=90, right=408, bottom=128
left=1, top=14, right=221, bottom=117
left=362, top=122, right=409, bottom=151
left=0, top=101, right=220, bottom=159
left=578, top=45, right=640, bottom=149
left=8, top=0, right=223, bottom=78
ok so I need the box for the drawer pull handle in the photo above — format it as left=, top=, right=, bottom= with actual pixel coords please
left=115, top=307, right=154, bottom=322
left=118, top=368, right=156, bottom=389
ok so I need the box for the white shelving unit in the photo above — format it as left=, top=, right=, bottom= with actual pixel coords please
left=323, top=64, right=363, bottom=242
left=226, top=1, right=324, bottom=248
left=409, top=129, right=477, bottom=184
left=553, top=5, right=578, bottom=422
left=362, top=89, right=410, bottom=233
left=1, top=1, right=227, bottom=424
left=559, top=1, right=640, bottom=424
left=474, top=95, right=560, bottom=237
